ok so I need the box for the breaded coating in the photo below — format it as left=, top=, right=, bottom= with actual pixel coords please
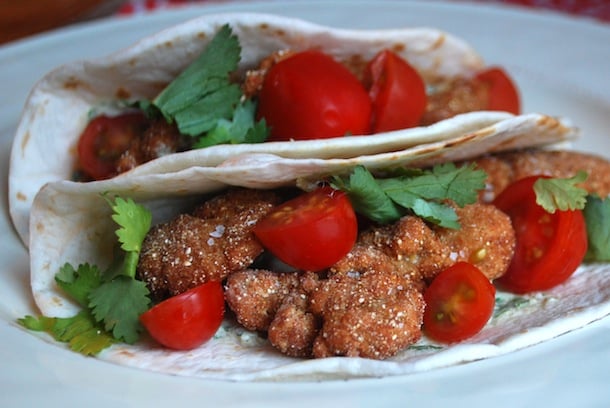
left=420, top=77, right=489, bottom=126
left=226, top=247, right=425, bottom=359
left=435, top=203, right=516, bottom=281
left=242, top=50, right=294, bottom=99
left=224, top=269, right=301, bottom=332
left=137, top=189, right=280, bottom=300
left=474, top=150, right=610, bottom=202
left=359, top=215, right=452, bottom=282
left=225, top=202, right=514, bottom=359
left=116, top=119, right=188, bottom=175
left=311, top=246, right=424, bottom=359
left=357, top=204, right=514, bottom=282
left=268, top=289, right=319, bottom=358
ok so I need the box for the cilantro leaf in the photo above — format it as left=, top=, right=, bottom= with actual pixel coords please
left=18, top=311, right=115, bottom=356
left=533, top=171, right=588, bottom=213
left=194, top=99, right=268, bottom=148
left=89, top=276, right=151, bottom=344
left=411, top=198, right=461, bottom=229
left=173, top=83, right=243, bottom=136
left=111, top=196, right=152, bottom=253
left=331, top=166, right=403, bottom=223
left=381, top=163, right=485, bottom=207
left=136, top=24, right=269, bottom=147
left=109, top=195, right=152, bottom=279
left=153, top=24, right=241, bottom=121
left=333, top=164, right=486, bottom=228
left=151, top=24, right=256, bottom=140
left=583, top=194, right=610, bottom=262
left=20, top=195, right=154, bottom=354
left=55, top=263, right=102, bottom=308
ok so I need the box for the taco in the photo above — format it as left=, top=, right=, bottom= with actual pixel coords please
left=10, top=12, right=528, bottom=245
left=23, top=109, right=610, bottom=381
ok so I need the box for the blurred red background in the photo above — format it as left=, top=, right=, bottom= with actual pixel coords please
left=0, top=0, right=607, bottom=45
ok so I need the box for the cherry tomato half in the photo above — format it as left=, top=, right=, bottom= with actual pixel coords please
left=493, top=176, right=587, bottom=293
left=253, top=186, right=358, bottom=271
left=364, top=49, right=427, bottom=133
left=140, top=281, right=225, bottom=350
left=475, top=67, right=520, bottom=115
left=256, top=50, right=372, bottom=141
left=77, top=112, right=149, bottom=180
left=423, top=262, right=496, bottom=344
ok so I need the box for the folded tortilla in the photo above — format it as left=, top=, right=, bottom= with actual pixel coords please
left=8, top=11, right=544, bottom=245
left=15, top=13, right=603, bottom=380
left=26, top=112, right=608, bottom=382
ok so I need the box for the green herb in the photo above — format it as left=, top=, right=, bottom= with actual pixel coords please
left=148, top=24, right=268, bottom=147
left=193, top=99, right=269, bottom=148
left=332, top=163, right=487, bottom=228
left=407, top=344, right=445, bottom=351
left=493, top=295, right=530, bottom=318
left=18, top=312, right=115, bottom=356
left=533, top=171, right=588, bottom=213
left=331, top=165, right=403, bottom=223
left=18, top=196, right=153, bottom=353
left=55, top=263, right=102, bottom=308
left=583, top=194, right=610, bottom=262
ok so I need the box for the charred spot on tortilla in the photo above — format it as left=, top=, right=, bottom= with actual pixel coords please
left=115, top=87, right=131, bottom=100
left=62, top=76, right=87, bottom=91
left=430, top=33, right=446, bottom=50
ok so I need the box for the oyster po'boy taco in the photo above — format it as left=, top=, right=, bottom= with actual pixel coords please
left=22, top=108, right=610, bottom=380
left=10, top=12, right=527, bottom=245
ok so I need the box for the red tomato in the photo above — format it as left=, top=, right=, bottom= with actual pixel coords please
left=256, top=50, right=372, bottom=141
left=139, top=281, right=225, bottom=350
left=493, top=176, right=587, bottom=293
left=475, top=67, right=520, bottom=115
left=77, top=112, right=149, bottom=180
left=364, top=50, right=427, bottom=132
left=423, top=262, right=496, bottom=343
left=253, top=186, right=358, bottom=271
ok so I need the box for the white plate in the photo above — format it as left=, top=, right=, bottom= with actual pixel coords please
left=2, top=1, right=610, bottom=406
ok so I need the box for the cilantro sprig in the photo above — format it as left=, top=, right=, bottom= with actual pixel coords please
left=19, top=196, right=153, bottom=354
left=583, top=194, right=610, bottom=262
left=141, top=24, right=268, bottom=147
left=332, top=163, right=487, bottom=228
left=533, top=170, right=588, bottom=213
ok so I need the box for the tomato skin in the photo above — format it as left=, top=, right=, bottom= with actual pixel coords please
left=475, top=67, right=520, bottom=115
left=253, top=186, right=358, bottom=271
left=364, top=50, right=427, bottom=132
left=423, top=262, right=496, bottom=344
left=77, top=112, right=149, bottom=180
left=257, top=50, right=372, bottom=141
left=493, top=176, right=587, bottom=293
left=139, top=281, right=225, bottom=350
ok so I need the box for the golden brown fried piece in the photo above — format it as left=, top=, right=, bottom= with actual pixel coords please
left=420, top=77, right=489, bottom=126
left=116, top=119, right=188, bottom=175
left=310, top=245, right=424, bottom=359
left=137, top=189, right=280, bottom=300
left=268, top=288, right=319, bottom=358
left=224, top=269, right=301, bottom=332
left=225, top=249, right=424, bottom=360
left=358, top=203, right=514, bottom=282
left=359, top=215, right=451, bottom=282
left=474, top=150, right=610, bottom=202
left=435, top=203, right=515, bottom=281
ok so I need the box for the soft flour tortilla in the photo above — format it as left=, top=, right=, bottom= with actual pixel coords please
left=11, top=11, right=499, bottom=245
left=26, top=112, right=607, bottom=382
